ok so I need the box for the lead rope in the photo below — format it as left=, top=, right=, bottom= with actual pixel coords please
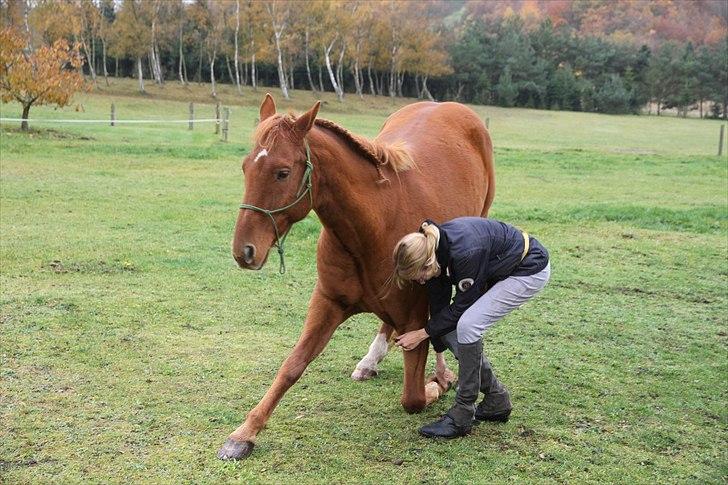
left=239, top=141, right=314, bottom=274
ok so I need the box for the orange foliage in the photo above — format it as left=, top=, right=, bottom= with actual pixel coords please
left=465, top=0, right=727, bottom=47
left=0, top=27, right=85, bottom=129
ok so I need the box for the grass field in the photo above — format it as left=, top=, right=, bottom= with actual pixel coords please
left=1, top=78, right=727, bottom=484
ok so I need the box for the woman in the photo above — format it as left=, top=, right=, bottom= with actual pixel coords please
left=392, top=217, right=550, bottom=438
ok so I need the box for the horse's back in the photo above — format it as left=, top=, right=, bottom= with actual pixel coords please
left=377, top=102, right=494, bottom=219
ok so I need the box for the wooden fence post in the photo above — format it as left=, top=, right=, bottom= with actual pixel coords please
left=222, top=107, right=230, bottom=142
left=188, top=102, right=194, bottom=130
left=485, top=117, right=490, bottom=129
left=110, top=103, right=115, bottom=126
left=719, top=124, right=725, bottom=157
left=215, top=102, right=220, bottom=134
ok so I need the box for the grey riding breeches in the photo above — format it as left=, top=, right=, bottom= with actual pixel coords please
left=456, top=262, right=551, bottom=345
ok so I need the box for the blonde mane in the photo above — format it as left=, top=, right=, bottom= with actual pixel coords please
left=252, top=113, right=415, bottom=182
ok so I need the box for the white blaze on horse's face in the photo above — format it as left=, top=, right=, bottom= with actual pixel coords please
left=253, top=148, right=269, bottom=163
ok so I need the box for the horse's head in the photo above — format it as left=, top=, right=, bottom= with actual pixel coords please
left=232, top=94, right=320, bottom=270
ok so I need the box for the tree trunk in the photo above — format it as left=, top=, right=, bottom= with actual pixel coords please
left=115, top=57, right=118, bottom=77
left=234, top=0, right=242, bottom=93
left=150, top=19, right=163, bottom=84
left=147, top=52, right=154, bottom=79
left=137, top=57, right=145, bottom=93
left=22, top=0, right=31, bottom=50
left=318, top=64, right=324, bottom=92
left=335, top=43, right=345, bottom=96
left=82, top=40, right=97, bottom=85
left=243, top=61, right=248, bottom=85
left=101, top=38, right=109, bottom=86
left=288, top=58, right=294, bottom=90
left=178, top=26, right=186, bottom=84
left=251, top=53, right=257, bottom=91
left=182, top=52, right=188, bottom=84
left=304, top=28, right=316, bottom=93
left=150, top=47, right=160, bottom=84
left=20, top=103, right=30, bottom=131
left=367, top=60, right=375, bottom=96
left=210, top=48, right=217, bottom=98
left=397, top=71, right=404, bottom=97
left=388, top=63, right=396, bottom=98
left=91, top=34, right=96, bottom=77
left=226, top=55, right=234, bottom=85
left=414, top=74, right=421, bottom=99
left=325, top=39, right=343, bottom=102
left=353, top=58, right=363, bottom=99
left=421, top=74, right=434, bottom=101
left=272, top=30, right=289, bottom=99
left=197, top=42, right=203, bottom=84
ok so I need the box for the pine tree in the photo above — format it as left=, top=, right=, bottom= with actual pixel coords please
left=496, top=65, right=517, bottom=107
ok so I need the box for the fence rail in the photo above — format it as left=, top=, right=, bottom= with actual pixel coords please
left=1, top=102, right=231, bottom=141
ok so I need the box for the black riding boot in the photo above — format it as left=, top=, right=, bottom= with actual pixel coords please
left=474, top=355, right=512, bottom=423
left=419, top=340, right=482, bottom=438
left=435, top=332, right=512, bottom=423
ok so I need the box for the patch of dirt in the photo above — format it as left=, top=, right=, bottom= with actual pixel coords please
left=44, top=259, right=137, bottom=274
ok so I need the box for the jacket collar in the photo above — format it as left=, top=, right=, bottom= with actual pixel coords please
left=436, top=227, right=450, bottom=275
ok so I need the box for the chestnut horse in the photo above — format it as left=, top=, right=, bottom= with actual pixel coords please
left=219, top=94, right=495, bottom=460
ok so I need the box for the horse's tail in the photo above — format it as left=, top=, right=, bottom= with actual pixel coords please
left=480, top=125, right=496, bottom=217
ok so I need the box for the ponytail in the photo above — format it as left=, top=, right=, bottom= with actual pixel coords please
left=391, top=222, right=441, bottom=289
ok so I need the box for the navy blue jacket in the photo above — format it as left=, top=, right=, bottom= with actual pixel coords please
left=423, top=217, right=549, bottom=351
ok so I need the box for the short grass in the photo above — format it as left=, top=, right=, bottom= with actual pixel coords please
left=1, top=78, right=727, bottom=484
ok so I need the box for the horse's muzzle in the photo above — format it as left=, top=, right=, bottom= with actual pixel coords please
left=233, top=243, right=262, bottom=270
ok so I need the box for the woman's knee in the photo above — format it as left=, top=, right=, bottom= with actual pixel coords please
left=456, top=317, right=484, bottom=344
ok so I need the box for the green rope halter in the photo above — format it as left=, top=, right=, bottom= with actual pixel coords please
left=239, top=140, right=314, bottom=274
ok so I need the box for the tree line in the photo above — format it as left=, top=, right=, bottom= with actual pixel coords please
left=1, top=0, right=726, bottom=118
left=445, top=15, right=727, bottom=118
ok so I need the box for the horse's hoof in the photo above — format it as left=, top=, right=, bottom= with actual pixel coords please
left=217, top=438, right=255, bottom=460
left=351, top=366, right=378, bottom=381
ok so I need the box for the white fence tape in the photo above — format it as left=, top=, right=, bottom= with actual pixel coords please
left=0, top=118, right=219, bottom=124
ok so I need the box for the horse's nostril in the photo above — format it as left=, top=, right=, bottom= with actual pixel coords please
left=243, top=244, right=256, bottom=264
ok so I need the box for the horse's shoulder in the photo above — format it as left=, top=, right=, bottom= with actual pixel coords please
left=315, top=229, right=364, bottom=305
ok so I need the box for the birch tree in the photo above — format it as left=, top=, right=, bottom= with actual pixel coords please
left=233, top=0, right=241, bottom=93
left=263, top=0, right=290, bottom=99
left=109, top=0, right=148, bottom=93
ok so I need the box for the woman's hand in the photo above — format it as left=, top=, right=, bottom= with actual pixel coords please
left=394, top=328, right=429, bottom=351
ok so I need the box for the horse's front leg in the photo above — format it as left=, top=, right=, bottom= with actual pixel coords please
left=351, top=322, right=395, bottom=381
left=217, top=286, right=350, bottom=460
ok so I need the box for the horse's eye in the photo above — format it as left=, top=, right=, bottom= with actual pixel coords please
left=276, top=169, right=290, bottom=181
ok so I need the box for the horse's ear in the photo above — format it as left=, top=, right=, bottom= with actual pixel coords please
left=260, top=93, right=276, bottom=122
left=294, top=101, right=321, bottom=135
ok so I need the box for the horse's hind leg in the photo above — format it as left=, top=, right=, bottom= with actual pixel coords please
left=351, top=322, right=394, bottom=381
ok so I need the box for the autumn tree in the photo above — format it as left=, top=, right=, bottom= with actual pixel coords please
left=240, top=0, right=267, bottom=91
left=0, top=27, right=85, bottom=131
left=109, top=0, right=149, bottom=93
left=206, top=0, right=225, bottom=97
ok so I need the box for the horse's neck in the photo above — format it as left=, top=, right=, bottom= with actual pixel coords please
left=308, top=128, right=390, bottom=256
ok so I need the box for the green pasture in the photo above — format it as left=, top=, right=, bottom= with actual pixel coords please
left=1, top=79, right=727, bottom=483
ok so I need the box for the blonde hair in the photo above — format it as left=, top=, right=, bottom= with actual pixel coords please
left=392, top=223, right=441, bottom=289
